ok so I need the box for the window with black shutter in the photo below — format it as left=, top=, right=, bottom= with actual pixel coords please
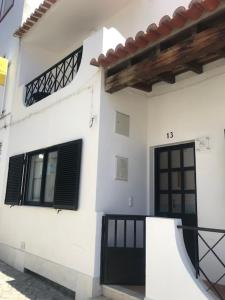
left=54, top=139, right=82, bottom=210
left=5, top=139, right=83, bottom=210
left=5, top=154, right=25, bottom=205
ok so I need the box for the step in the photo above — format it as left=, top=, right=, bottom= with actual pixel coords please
left=90, top=297, right=110, bottom=300
left=102, top=285, right=144, bottom=300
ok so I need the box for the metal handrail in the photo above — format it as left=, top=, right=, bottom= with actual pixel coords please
left=178, top=225, right=225, bottom=300
left=178, top=225, right=225, bottom=234
left=25, top=46, right=83, bottom=107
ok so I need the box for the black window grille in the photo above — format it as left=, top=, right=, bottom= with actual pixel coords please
left=25, top=46, right=83, bottom=107
left=0, top=0, right=14, bottom=22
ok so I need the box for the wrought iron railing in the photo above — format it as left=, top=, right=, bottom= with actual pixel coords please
left=25, top=46, right=83, bottom=107
left=178, top=225, right=225, bottom=300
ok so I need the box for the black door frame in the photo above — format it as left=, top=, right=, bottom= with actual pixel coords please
left=154, top=141, right=198, bottom=264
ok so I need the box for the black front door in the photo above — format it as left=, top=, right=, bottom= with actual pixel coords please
left=155, top=142, right=197, bottom=265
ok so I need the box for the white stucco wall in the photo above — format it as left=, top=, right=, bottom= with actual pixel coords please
left=104, top=0, right=191, bottom=41
left=0, top=28, right=105, bottom=298
left=96, top=89, right=148, bottom=215
left=147, top=60, right=225, bottom=229
left=147, top=60, right=225, bottom=283
left=1, top=0, right=225, bottom=296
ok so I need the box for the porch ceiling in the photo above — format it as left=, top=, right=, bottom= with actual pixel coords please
left=14, top=0, right=131, bottom=52
left=90, top=0, right=225, bottom=94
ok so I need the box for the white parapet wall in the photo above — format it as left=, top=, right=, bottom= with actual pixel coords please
left=145, top=217, right=214, bottom=300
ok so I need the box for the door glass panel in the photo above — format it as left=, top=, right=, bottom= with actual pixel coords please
left=27, top=154, right=44, bottom=202
left=184, top=170, right=195, bottom=190
left=116, top=220, right=124, bottom=248
left=107, top=220, right=115, bottom=247
left=136, top=221, right=144, bottom=248
left=184, top=147, right=194, bottom=167
left=159, top=194, right=169, bottom=213
left=160, top=152, right=168, bottom=169
left=126, top=220, right=134, bottom=248
left=185, top=194, right=196, bottom=214
left=172, top=171, right=181, bottom=190
left=172, top=194, right=182, bottom=213
left=171, top=149, right=180, bottom=168
left=160, top=172, right=168, bottom=190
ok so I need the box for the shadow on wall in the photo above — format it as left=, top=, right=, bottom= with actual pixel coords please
left=0, top=260, right=74, bottom=299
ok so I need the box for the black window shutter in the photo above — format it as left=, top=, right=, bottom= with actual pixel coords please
left=54, top=139, right=82, bottom=210
left=5, top=154, right=25, bottom=205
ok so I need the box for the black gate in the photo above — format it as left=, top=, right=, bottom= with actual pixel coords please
left=101, top=215, right=146, bottom=285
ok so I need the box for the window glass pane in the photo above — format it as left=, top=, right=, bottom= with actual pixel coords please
left=172, top=194, right=182, bottom=213
left=126, top=220, right=134, bottom=248
left=171, top=149, right=180, bottom=168
left=185, top=194, right=196, bottom=214
left=1, top=0, right=13, bottom=17
left=160, top=152, right=168, bottom=169
left=44, top=151, right=57, bottom=203
left=172, top=171, right=181, bottom=190
left=107, top=220, right=115, bottom=247
left=184, top=170, right=195, bottom=190
left=116, top=220, right=124, bottom=248
left=28, top=154, right=44, bottom=202
left=136, top=221, right=144, bottom=248
left=183, top=147, right=194, bottom=167
left=159, top=194, right=169, bottom=213
left=160, top=172, right=168, bottom=190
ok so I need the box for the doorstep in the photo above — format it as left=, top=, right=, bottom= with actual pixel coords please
left=102, top=285, right=145, bottom=300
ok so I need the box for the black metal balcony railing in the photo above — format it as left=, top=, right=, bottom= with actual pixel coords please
left=25, top=46, right=83, bottom=107
left=178, top=225, right=225, bottom=300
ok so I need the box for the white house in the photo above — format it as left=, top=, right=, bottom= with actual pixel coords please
left=0, top=0, right=225, bottom=299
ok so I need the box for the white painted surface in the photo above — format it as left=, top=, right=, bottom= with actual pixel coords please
left=96, top=89, right=148, bottom=215
left=0, top=0, right=225, bottom=296
left=104, top=0, right=191, bottom=39
left=147, top=60, right=225, bottom=282
left=23, top=0, right=130, bottom=52
left=0, top=27, right=106, bottom=298
left=145, top=218, right=213, bottom=300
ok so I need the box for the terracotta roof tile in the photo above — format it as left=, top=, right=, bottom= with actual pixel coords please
left=90, top=0, right=225, bottom=69
left=14, top=0, right=59, bottom=38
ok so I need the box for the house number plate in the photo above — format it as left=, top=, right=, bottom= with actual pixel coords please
left=167, top=132, right=174, bottom=139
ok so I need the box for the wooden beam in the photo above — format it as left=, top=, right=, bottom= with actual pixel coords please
left=218, top=48, right=225, bottom=58
left=185, top=62, right=203, bottom=74
left=131, top=82, right=152, bottom=92
left=159, top=72, right=175, bottom=84
left=106, top=19, right=225, bottom=93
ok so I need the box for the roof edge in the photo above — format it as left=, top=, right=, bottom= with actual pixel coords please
left=91, top=0, right=225, bottom=69
left=14, top=0, right=59, bottom=38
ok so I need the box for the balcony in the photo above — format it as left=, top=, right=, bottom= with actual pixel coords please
left=24, top=46, right=83, bottom=107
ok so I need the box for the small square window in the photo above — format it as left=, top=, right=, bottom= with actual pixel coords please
left=115, top=111, right=130, bottom=137
left=115, top=156, right=128, bottom=181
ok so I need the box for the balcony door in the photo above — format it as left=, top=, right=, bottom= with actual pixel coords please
left=155, top=142, right=197, bottom=265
